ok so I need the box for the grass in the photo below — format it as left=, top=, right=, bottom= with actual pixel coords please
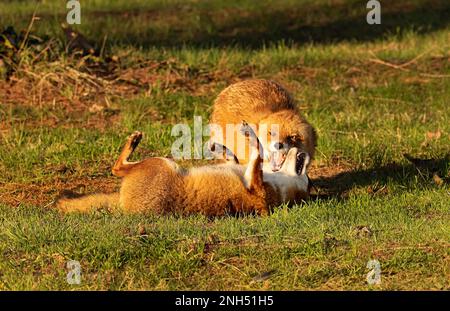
left=0, top=190, right=448, bottom=290
left=0, top=0, right=449, bottom=290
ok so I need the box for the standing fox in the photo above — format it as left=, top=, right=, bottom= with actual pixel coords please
left=210, top=79, right=317, bottom=172
left=56, top=122, right=310, bottom=216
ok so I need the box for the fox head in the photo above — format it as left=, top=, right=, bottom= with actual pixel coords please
left=260, top=110, right=317, bottom=172
left=262, top=147, right=311, bottom=205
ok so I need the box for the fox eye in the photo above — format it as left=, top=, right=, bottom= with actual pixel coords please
left=289, top=134, right=302, bottom=142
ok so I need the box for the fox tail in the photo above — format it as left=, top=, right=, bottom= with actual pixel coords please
left=55, top=191, right=120, bottom=213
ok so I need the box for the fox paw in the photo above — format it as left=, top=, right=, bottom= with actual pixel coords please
left=239, top=121, right=260, bottom=151
left=209, top=141, right=239, bottom=163
left=128, top=131, right=143, bottom=150
left=239, top=121, right=256, bottom=138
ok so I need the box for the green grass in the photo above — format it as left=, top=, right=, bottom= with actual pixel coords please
left=0, top=0, right=449, bottom=290
left=0, top=189, right=448, bottom=290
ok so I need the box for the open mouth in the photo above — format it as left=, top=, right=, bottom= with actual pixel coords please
left=295, top=152, right=306, bottom=175
left=270, top=152, right=286, bottom=172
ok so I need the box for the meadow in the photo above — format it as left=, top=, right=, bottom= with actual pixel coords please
left=0, top=0, right=449, bottom=290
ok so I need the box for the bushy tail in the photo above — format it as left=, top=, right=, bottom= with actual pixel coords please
left=56, top=191, right=120, bottom=213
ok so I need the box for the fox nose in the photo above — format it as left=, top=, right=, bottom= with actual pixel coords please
left=274, top=142, right=284, bottom=150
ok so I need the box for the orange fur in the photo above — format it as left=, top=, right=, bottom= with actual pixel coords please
left=56, top=128, right=309, bottom=216
left=210, top=79, right=317, bottom=168
left=56, top=127, right=293, bottom=216
left=56, top=79, right=317, bottom=216
left=56, top=192, right=120, bottom=213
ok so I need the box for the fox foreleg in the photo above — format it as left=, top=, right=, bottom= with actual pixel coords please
left=240, top=121, right=264, bottom=192
left=208, top=141, right=239, bottom=164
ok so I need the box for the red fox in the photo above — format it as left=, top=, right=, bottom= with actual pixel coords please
left=56, top=122, right=310, bottom=216
left=210, top=79, right=317, bottom=172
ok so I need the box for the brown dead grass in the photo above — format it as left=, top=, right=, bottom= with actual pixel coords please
left=2, top=48, right=448, bottom=132
left=0, top=57, right=258, bottom=131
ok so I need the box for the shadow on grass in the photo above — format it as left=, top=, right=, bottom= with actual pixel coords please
left=311, top=154, right=450, bottom=201
left=89, top=0, right=449, bottom=48
left=5, top=0, right=448, bottom=49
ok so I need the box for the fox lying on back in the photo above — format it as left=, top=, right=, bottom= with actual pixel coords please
left=56, top=122, right=310, bottom=216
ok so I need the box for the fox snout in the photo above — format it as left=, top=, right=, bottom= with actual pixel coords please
left=268, top=140, right=291, bottom=172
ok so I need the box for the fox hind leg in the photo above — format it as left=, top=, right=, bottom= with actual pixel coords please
left=128, top=131, right=142, bottom=152
left=112, top=131, right=143, bottom=177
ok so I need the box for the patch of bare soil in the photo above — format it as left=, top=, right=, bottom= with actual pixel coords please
left=309, top=163, right=352, bottom=180
left=308, top=163, right=355, bottom=197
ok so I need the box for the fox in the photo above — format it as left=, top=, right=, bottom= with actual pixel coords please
left=210, top=79, right=317, bottom=172
left=56, top=122, right=310, bottom=216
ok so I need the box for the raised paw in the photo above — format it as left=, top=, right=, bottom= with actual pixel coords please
left=128, top=131, right=143, bottom=151
left=239, top=121, right=260, bottom=151
left=209, top=141, right=239, bottom=163
left=239, top=121, right=256, bottom=138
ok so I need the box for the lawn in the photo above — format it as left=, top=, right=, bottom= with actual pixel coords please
left=0, top=0, right=449, bottom=290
